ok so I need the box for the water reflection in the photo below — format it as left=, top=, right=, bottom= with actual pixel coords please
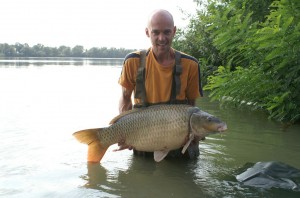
left=83, top=156, right=205, bottom=197
left=81, top=153, right=300, bottom=198
left=0, top=57, right=124, bottom=67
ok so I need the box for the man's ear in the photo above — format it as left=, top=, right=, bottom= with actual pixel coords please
left=173, top=26, right=177, bottom=36
left=145, top=28, right=150, bottom=37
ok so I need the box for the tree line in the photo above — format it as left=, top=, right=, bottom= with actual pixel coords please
left=173, top=0, right=299, bottom=123
left=0, top=43, right=135, bottom=58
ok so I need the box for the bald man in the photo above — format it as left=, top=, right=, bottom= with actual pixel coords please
left=118, top=9, right=203, bottom=160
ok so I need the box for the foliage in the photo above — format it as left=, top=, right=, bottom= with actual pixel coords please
left=0, top=43, right=134, bottom=58
left=173, top=4, right=224, bottom=84
left=175, top=0, right=300, bottom=123
left=207, top=0, right=300, bottom=123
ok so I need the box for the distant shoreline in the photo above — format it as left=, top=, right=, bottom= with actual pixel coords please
left=0, top=43, right=136, bottom=58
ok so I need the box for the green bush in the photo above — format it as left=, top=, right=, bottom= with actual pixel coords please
left=203, top=0, right=300, bottom=123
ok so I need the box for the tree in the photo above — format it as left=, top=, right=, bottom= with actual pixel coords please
left=0, top=43, right=135, bottom=58
left=58, top=46, right=71, bottom=57
left=20, top=43, right=33, bottom=57
left=0, top=43, right=17, bottom=57
left=32, top=44, right=45, bottom=57
left=205, top=0, right=300, bottom=123
left=71, top=45, right=84, bottom=57
left=175, top=0, right=300, bottom=123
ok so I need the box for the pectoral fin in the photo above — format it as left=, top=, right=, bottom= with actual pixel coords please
left=181, top=133, right=194, bottom=154
left=154, top=150, right=169, bottom=162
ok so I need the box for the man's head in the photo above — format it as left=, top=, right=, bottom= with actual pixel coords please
left=146, top=9, right=176, bottom=56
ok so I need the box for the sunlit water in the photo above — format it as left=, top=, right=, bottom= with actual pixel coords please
left=0, top=58, right=300, bottom=198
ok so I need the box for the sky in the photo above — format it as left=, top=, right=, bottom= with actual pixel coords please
left=0, top=0, right=198, bottom=50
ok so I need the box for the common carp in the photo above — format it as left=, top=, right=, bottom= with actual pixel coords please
left=73, top=104, right=227, bottom=163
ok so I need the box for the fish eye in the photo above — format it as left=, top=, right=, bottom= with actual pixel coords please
left=207, top=117, right=212, bottom=122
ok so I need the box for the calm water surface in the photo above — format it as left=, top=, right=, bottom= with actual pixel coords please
left=0, top=58, right=300, bottom=198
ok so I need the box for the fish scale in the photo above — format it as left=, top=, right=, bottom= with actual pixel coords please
left=105, top=105, right=191, bottom=151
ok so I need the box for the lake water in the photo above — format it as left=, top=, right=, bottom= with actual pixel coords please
left=0, top=57, right=300, bottom=198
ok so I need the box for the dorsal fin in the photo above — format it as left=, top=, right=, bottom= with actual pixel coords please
left=109, top=108, right=141, bottom=124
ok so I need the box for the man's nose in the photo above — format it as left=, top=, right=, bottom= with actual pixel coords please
left=158, top=33, right=165, bottom=41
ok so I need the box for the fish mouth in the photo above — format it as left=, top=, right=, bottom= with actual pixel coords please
left=217, top=124, right=228, bottom=132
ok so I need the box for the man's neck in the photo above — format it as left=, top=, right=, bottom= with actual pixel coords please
left=153, top=48, right=175, bottom=67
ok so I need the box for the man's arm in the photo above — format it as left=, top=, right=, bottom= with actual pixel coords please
left=119, top=86, right=133, bottom=113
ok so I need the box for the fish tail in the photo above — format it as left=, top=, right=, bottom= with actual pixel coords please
left=73, top=128, right=108, bottom=163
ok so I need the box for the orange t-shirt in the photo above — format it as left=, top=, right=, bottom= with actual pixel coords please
left=119, top=48, right=202, bottom=105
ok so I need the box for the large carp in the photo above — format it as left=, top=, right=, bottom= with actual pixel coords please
left=73, top=104, right=227, bottom=163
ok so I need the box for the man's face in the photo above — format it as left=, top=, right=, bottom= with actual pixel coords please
left=146, top=16, right=176, bottom=56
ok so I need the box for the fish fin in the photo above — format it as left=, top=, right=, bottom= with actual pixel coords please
left=73, top=128, right=108, bottom=163
left=73, top=128, right=101, bottom=144
left=87, top=141, right=108, bottom=163
left=181, top=134, right=194, bottom=154
left=154, top=150, right=169, bottom=162
left=109, top=108, right=141, bottom=124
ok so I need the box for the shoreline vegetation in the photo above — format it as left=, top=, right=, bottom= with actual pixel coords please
left=172, top=0, right=299, bottom=124
left=0, top=43, right=135, bottom=58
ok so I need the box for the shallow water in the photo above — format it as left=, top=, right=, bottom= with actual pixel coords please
left=0, top=58, right=300, bottom=197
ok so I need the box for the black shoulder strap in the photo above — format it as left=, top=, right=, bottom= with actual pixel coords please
left=135, top=49, right=183, bottom=107
left=134, top=50, right=147, bottom=106
left=174, top=50, right=182, bottom=96
left=170, top=50, right=182, bottom=103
